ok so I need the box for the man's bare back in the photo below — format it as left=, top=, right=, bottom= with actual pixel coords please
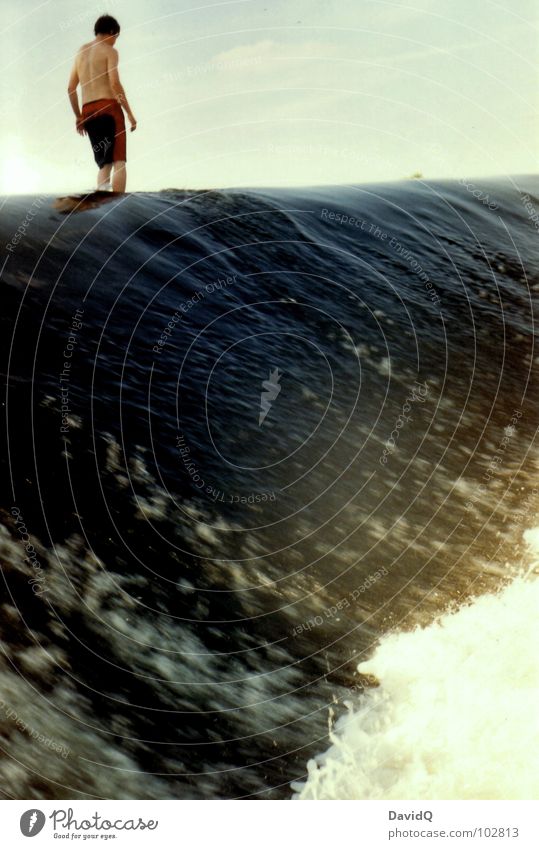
left=76, top=40, right=117, bottom=105
left=67, top=15, right=136, bottom=193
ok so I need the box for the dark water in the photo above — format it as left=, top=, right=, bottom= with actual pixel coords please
left=0, top=178, right=538, bottom=799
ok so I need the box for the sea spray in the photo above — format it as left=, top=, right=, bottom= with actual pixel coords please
left=294, top=531, right=539, bottom=800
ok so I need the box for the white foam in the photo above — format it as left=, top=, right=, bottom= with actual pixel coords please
left=294, top=529, right=539, bottom=800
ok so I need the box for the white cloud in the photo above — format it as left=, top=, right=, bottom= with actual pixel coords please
left=210, top=39, right=339, bottom=72
left=210, top=39, right=276, bottom=65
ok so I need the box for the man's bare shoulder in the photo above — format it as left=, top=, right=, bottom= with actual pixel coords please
left=94, top=43, right=118, bottom=63
left=77, top=41, right=116, bottom=55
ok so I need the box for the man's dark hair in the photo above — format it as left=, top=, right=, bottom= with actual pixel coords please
left=94, top=15, right=120, bottom=36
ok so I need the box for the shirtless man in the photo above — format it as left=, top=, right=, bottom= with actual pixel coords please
left=67, top=15, right=136, bottom=193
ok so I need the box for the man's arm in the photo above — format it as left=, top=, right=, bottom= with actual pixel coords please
left=107, top=47, right=137, bottom=131
left=67, top=59, right=85, bottom=135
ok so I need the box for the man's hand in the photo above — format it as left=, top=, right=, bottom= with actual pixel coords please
left=128, top=115, right=137, bottom=132
left=76, top=118, right=86, bottom=136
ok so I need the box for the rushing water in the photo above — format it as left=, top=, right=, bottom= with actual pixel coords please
left=0, top=177, right=538, bottom=799
left=294, top=568, right=539, bottom=800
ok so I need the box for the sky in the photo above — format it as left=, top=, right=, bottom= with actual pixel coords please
left=0, top=0, right=538, bottom=192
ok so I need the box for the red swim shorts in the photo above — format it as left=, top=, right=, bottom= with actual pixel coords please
left=81, top=98, right=126, bottom=166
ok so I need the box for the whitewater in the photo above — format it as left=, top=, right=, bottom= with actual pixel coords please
left=296, top=529, right=539, bottom=800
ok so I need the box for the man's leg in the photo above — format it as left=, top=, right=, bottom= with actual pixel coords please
left=97, top=163, right=113, bottom=190
left=112, top=161, right=126, bottom=193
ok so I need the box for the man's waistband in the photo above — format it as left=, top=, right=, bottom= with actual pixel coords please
left=82, top=98, right=119, bottom=108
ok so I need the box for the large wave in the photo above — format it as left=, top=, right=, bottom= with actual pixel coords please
left=1, top=177, right=538, bottom=798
